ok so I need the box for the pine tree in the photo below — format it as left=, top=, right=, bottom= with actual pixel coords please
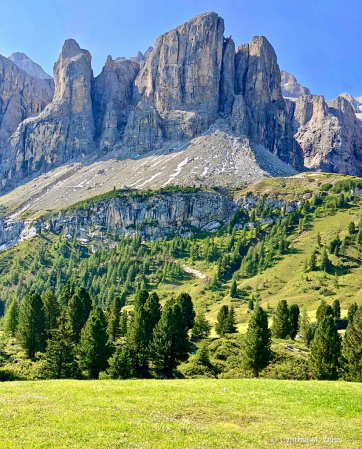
left=348, top=221, right=356, bottom=235
left=309, top=315, right=341, bottom=380
left=107, top=295, right=123, bottom=341
left=316, top=300, right=333, bottom=324
left=119, top=310, right=128, bottom=337
left=272, top=300, right=290, bottom=339
left=77, top=287, right=93, bottom=325
left=3, top=298, right=19, bottom=337
left=230, top=279, right=237, bottom=298
left=342, top=306, right=362, bottom=382
left=215, top=305, right=229, bottom=337
left=175, top=293, right=195, bottom=330
left=332, top=299, right=341, bottom=320
left=127, top=302, right=149, bottom=371
left=309, top=249, right=317, bottom=271
left=298, top=306, right=310, bottom=337
left=78, top=307, right=111, bottom=379
left=192, top=312, right=211, bottom=339
left=248, top=298, right=254, bottom=311
left=68, top=292, right=85, bottom=343
left=242, top=304, right=271, bottom=377
left=348, top=303, right=358, bottom=323
left=41, top=310, right=80, bottom=379
left=317, top=232, right=321, bottom=247
left=289, top=304, right=300, bottom=340
left=42, top=290, right=60, bottom=338
left=224, top=305, right=237, bottom=334
left=17, top=291, right=46, bottom=358
left=150, top=302, right=190, bottom=377
left=319, top=248, right=330, bottom=271
left=195, top=340, right=211, bottom=366
left=144, top=292, right=162, bottom=335
left=108, top=346, right=134, bottom=379
left=61, top=280, right=76, bottom=306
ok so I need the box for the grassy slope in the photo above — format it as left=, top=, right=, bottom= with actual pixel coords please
left=0, top=379, right=361, bottom=449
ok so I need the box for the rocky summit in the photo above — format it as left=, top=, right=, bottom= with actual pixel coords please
left=0, top=11, right=361, bottom=201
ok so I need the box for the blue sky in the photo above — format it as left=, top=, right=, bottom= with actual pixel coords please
left=0, top=0, right=361, bottom=100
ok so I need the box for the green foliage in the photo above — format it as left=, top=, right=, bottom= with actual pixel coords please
left=106, top=295, right=123, bottom=341
left=242, top=305, right=271, bottom=377
left=192, top=312, right=211, bottom=340
left=332, top=299, right=341, bottom=320
left=348, top=303, right=359, bottom=323
left=309, top=315, right=341, bottom=380
left=174, top=292, right=195, bottom=330
left=288, top=304, right=300, bottom=340
left=78, top=307, right=111, bottom=379
left=41, top=310, right=80, bottom=379
left=42, top=290, right=60, bottom=338
left=3, top=298, right=19, bottom=337
left=342, top=306, right=362, bottom=382
left=316, top=299, right=334, bottom=324
left=17, top=291, right=46, bottom=358
left=194, top=340, right=211, bottom=366
left=108, top=346, right=135, bottom=379
left=272, top=300, right=290, bottom=339
left=150, top=302, right=191, bottom=377
left=215, top=305, right=237, bottom=336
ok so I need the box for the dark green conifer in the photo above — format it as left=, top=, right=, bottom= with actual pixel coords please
left=342, top=306, right=362, bottom=382
left=41, top=310, right=80, bottom=379
left=3, top=298, right=19, bottom=337
left=192, top=312, right=211, bottom=339
left=17, top=291, right=46, bottom=358
left=42, top=290, right=60, bottom=338
left=289, top=304, right=300, bottom=340
left=242, top=304, right=271, bottom=377
left=272, top=300, right=290, bottom=339
left=332, top=299, right=341, bottom=320
left=107, top=295, right=123, bottom=341
left=78, top=307, right=111, bottom=379
left=309, top=315, right=341, bottom=380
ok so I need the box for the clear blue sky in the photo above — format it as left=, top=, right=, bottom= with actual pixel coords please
left=0, top=0, right=361, bottom=100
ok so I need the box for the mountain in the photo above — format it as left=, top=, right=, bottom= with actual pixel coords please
left=0, top=11, right=362, bottom=200
left=0, top=54, right=54, bottom=159
left=281, top=70, right=311, bottom=99
left=8, top=52, right=53, bottom=80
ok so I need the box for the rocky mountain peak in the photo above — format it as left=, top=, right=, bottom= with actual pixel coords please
left=8, top=51, right=52, bottom=80
left=281, top=70, right=311, bottom=99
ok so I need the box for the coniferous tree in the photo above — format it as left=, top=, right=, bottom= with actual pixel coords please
left=332, top=299, right=341, bottom=320
left=309, top=249, right=317, bottom=271
left=42, top=290, right=60, bottom=338
left=242, top=304, right=271, bottom=377
left=77, top=287, right=93, bottom=325
left=215, top=305, right=229, bottom=337
left=309, top=315, right=341, bottom=380
left=61, top=280, right=76, bottom=306
left=144, top=292, right=162, bottom=336
left=298, top=306, right=310, bottom=337
left=342, top=306, right=362, bottom=382
left=107, top=295, right=123, bottom=341
left=272, top=300, right=290, bottom=339
left=41, top=310, right=80, bottom=379
left=192, top=312, right=211, bottom=340
left=68, top=292, right=85, bottom=343
left=175, top=293, right=195, bottom=330
left=224, top=305, right=237, bottom=334
left=119, top=310, right=128, bottom=337
left=348, top=303, right=358, bottom=323
left=319, top=248, right=330, bottom=271
left=17, top=291, right=46, bottom=358
left=316, top=300, right=334, bottom=324
left=150, top=302, right=190, bottom=377
left=230, top=279, right=237, bottom=298
left=248, top=298, right=254, bottom=311
left=195, top=340, right=211, bottom=366
left=289, top=304, right=300, bottom=340
left=78, top=307, right=111, bottom=379
left=3, top=298, right=19, bottom=337
left=108, top=346, right=134, bottom=379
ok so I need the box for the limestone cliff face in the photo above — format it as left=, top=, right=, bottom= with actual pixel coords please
left=0, top=39, right=95, bottom=188
left=281, top=70, right=311, bottom=99
left=0, top=55, right=54, bottom=157
left=123, top=12, right=225, bottom=152
left=92, top=56, right=139, bottom=150
left=294, top=95, right=362, bottom=174
left=49, top=190, right=239, bottom=240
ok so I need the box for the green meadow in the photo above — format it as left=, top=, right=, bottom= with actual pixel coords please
left=0, top=378, right=361, bottom=448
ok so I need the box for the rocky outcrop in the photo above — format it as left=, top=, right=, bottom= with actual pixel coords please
left=123, top=12, right=225, bottom=152
left=0, top=39, right=95, bottom=189
left=281, top=70, right=311, bottom=99
left=8, top=52, right=53, bottom=80
left=92, top=56, right=139, bottom=150
left=0, top=55, right=54, bottom=157
left=294, top=95, right=362, bottom=174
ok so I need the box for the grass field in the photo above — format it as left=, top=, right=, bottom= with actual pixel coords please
left=0, top=379, right=361, bottom=448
